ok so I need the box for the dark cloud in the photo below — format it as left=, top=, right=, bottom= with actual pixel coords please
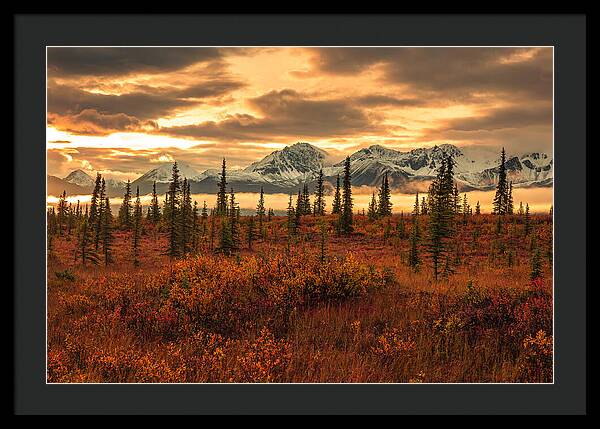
left=47, top=47, right=224, bottom=76
left=356, top=95, right=423, bottom=107
left=441, top=104, right=553, bottom=132
left=48, top=78, right=246, bottom=135
left=308, top=47, right=552, bottom=101
left=48, top=109, right=158, bottom=136
left=48, top=79, right=244, bottom=119
left=159, top=89, right=383, bottom=141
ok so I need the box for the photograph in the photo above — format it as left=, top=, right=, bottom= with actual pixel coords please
left=45, top=46, right=555, bottom=384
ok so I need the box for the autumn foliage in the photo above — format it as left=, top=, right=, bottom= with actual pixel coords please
left=48, top=211, right=552, bottom=383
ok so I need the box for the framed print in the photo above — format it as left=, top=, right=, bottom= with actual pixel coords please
left=14, top=14, right=587, bottom=414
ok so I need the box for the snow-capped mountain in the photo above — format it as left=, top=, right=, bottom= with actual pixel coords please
left=64, top=169, right=95, bottom=187
left=134, top=161, right=202, bottom=184
left=54, top=142, right=553, bottom=197
left=243, top=142, right=329, bottom=183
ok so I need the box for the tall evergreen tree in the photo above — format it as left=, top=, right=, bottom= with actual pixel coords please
left=412, top=192, right=420, bottom=216
left=118, top=180, right=133, bottom=229
left=79, top=206, right=90, bottom=265
left=367, top=192, right=378, bottom=220
left=377, top=173, right=392, bottom=217
left=426, top=155, right=455, bottom=280
left=150, top=181, right=161, bottom=223
left=216, top=158, right=228, bottom=216
left=493, top=147, right=509, bottom=215
left=228, top=188, right=240, bottom=252
left=286, top=195, right=296, bottom=237
left=180, top=178, right=193, bottom=254
left=421, top=196, right=428, bottom=215
left=507, top=181, right=514, bottom=215
left=57, top=190, right=68, bottom=236
left=475, top=201, right=481, bottom=215
left=524, top=203, right=532, bottom=236
left=192, top=200, right=199, bottom=252
left=132, top=186, right=142, bottom=266
left=89, top=173, right=102, bottom=228
left=331, top=174, right=342, bottom=214
left=408, top=214, right=420, bottom=272
left=102, top=196, right=114, bottom=265
left=530, top=244, right=543, bottom=280
left=462, top=194, right=469, bottom=225
left=301, top=183, right=311, bottom=215
left=93, top=178, right=106, bottom=251
left=339, top=157, right=354, bottom=234
left=314, top=169, right=326, bottom=216
left=256, top=186, right=266, bottom=230
left=453, top=183, right=461, bottom=215
left=167, top=162, right=181, bottom=258
left=295, top=188, right=303, bottom=226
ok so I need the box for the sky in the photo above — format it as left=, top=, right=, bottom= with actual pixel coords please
left=47, top=47, right=553, bottom=181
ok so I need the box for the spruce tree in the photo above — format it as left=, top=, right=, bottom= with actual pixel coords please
left=377, top=173, right=392, bottom=217
left=286, top=195, right=296, bottom=237
left=228, top=188, right=240, bottom=252
left=295, top=189, right=303, bottom=225
left=94, top=177, right=106, bottom=251
left=57, top=190, right=67, bottom=236
left=180, top=179, right=193, bottom=254
left=216, top=158, right=228, bottom=216
left=412, top=192, right=420, bottom=216
left=132, top=186, right=142, bottom=266
left=493, top=147, right=509, bottom=215
left=256, top=186, right=266, bottom=230
left=331, top=174, right=341, bottom=214
left=427, top=155, right=455, bottom=280
left=192, top=200, right=199, bottom=253
left=89, top=173, right=102, bottom=228
left=314, top=169, right=326, bottom=216
left=150, top=181, right=161, bottom=223
left=408, top=214, right=420, bottom=272
left=507, top=181, right=514, bottom=215
left=367, top=192, right=378, bottom=220
left=167, top=162, right=181, bottom=258
left=530, top=245, right=543, bottom=280
left=524, top=203, right=532, bottom=236
left=339, top=157, right=354, bottom=235
left=475, top=201, right=481, bottom=215
left=301, top=183, right=311, bottom=215
left=462, top=194, right=469, bottom=225
left=421, top=197, right=428, bottom=215
left=102, top=196, right=114, bottom=265
left=453, top=183, right=460, bottom=215
left=118, top=180, right=132, bottom=229
left=79, top=206, right=90, bottom=265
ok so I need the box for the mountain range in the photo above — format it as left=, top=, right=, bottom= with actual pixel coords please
left=47, top=142, right=553, bottom=197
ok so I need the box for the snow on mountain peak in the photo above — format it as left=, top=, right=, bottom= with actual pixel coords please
left=64, top=169, right=94, bottom=187
left=135, top=161, right=202, bottom=183
left=243, top=142, right=329, bottom=181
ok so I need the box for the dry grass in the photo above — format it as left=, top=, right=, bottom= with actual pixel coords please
left=47, top=213, right=553, bottom=383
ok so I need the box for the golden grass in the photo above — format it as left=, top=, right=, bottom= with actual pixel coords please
left=47, top=213, right=553, bottom=383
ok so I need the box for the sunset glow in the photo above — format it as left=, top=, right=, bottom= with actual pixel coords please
left=47, top=47, right=553, bottom=181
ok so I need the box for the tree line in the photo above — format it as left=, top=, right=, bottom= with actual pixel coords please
left=48, top=148, right=550, bottom=280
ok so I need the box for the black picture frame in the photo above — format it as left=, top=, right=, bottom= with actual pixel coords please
left=14, top=14, right=586, bottom=415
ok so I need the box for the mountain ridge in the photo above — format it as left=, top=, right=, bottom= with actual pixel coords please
left=49, top=142, right=553, bottom=196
